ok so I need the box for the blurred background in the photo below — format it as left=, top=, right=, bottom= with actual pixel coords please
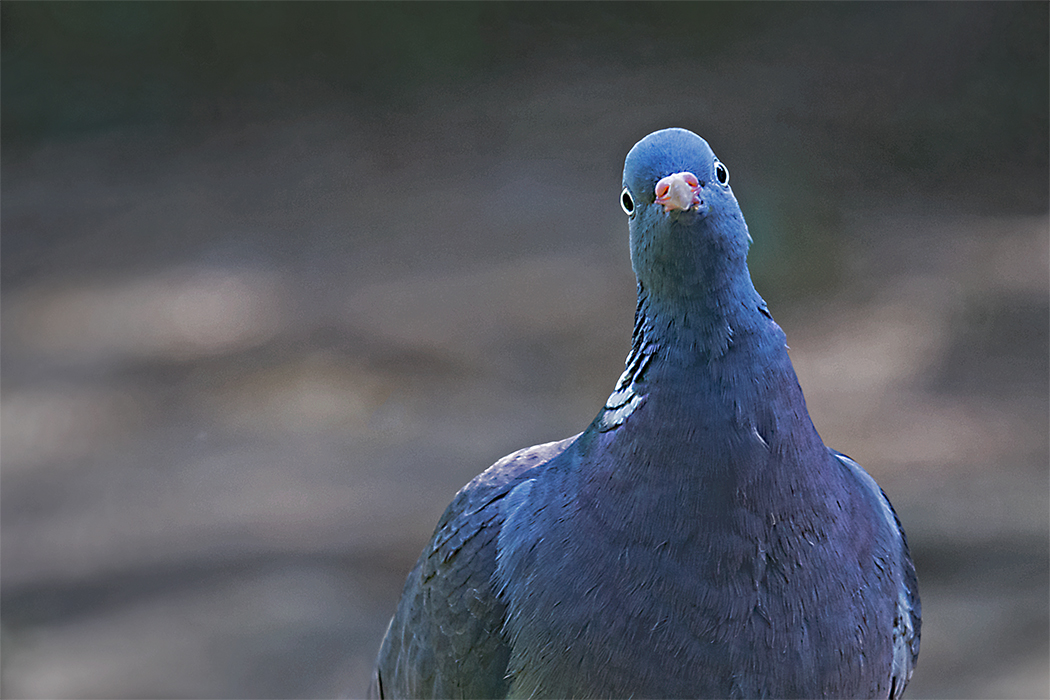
left=1, top=2, right=1047, bottom=698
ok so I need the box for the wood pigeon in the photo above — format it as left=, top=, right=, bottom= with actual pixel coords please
left=368, top=127, right=920, bottom=699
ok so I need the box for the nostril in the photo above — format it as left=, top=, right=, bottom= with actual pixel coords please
left=656, top=183, right=670, bottom=198
left=683, top=173, right=699, bottom=187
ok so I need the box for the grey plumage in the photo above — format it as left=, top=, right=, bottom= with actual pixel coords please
left=368, top=128, right=920, bottom=699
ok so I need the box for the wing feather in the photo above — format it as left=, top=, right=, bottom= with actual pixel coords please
left=369, top=436, right=577, bottom=699
left=831, top=449, right=921, bottom=698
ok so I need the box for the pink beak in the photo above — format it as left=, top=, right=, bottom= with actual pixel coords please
left=654, top=171, right=701, bottom=213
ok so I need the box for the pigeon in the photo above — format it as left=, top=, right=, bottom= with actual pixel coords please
left=368, top=128, right=920, bottom=699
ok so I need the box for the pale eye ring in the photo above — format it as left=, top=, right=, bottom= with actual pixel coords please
left=714, top=161, right=729, bottom=186
left=620, top=187, right=635, bottom=215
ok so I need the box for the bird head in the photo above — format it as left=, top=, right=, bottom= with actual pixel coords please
left=621, top=128, right=751, bottom=303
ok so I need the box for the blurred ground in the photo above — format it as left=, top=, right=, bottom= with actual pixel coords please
left=2, top=4, right=1048, bottom=699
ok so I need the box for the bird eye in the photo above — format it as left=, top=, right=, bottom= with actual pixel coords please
left=620, top=187, right=635, bottom=215
left=714, top=161, right=729, bottom=186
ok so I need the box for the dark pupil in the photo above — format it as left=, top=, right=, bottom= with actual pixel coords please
left=622, top=191, right=633, bottom=211
left=716, top=164, right=727, bottom=183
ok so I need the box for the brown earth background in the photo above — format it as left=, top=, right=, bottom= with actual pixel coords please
left=1, top=3, right=1048, bottom=698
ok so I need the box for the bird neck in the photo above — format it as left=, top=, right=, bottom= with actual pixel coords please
left=636, top=259, right=767, bottom=364
left=585, top=264, right=830, bottom=519
left=593, top=262, right=783, bottom=434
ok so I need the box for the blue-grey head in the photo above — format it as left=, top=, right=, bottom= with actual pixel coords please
left=621, top=128, right=752, bottom=305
